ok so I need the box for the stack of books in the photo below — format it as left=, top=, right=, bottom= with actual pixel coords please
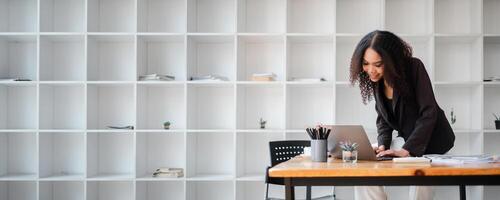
left=190, top=74, right=229, bottom=82
left=152, top=167, right=184, bottom=178
left=290, top=77, right=326, bottom=82
left=139, top=74, right=175, bottom=81
left=251, top=73, right=276, bottom=81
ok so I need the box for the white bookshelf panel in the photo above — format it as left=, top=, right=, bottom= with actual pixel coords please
left=287, top=36, right=334, bottom=81
left=87, top=0, right=136, bottom=32
left=285, top=131, right=308, bottom=140
left=137, top=35, right=186, bottom=81
left=87, top=84, right=135, bottom=130
left=0, top=85, right=37, bottom=130
left=87, top=132, right=134, bottom=179
left=448, top=132, right=482, bottom=155
left=187, top=36, right=235, bottom=81
left=39, top=132, right=85, bottom=179
left=87, top=181, right=134, bottom=200
left=484, top=133, right=500, bottom=155
left=0, top=132, right=37, bottom=179
left=186, top=181, right=234, bottom=200
left=187, top=85, right=234, bottom=129
left=435, top=85, right=482, bottom=131
left=286, top=0, right=334, bottom=33
left=40, top=36, right=85, bottom=81
left=400, top=36, right=433, bottom=78
left=484, top=86, right=500, bottom=130
left=236, top=182, right=266, bottom=200
left=287, top=85, right=334, bottom=129
left=435, top=36, right=482, bottom=82
left=0, top=181, right=37, bottom=200
left=187, top=0, right=235, bottom=33
left=237, top=0, right=286, bottom=33
left=136, top=132, right=185, bottom=179
left=435, top=0, right=481, bottom=34
left=39, top=181, right=84, bottom=200
left=237, top=35, right=284, bottom=81
left=0, top=0, right=37, bottom=32
left=385, top=0, right=432, bottom=35
left=236, top=132, right=282, bottom=179
left=0, top=36, right=37, bottom=81
left=484, top=186, right=500, bottom=200
left=136, top=181, right=185, bottom=200
left=335, top=35, right=361, bottom=82
left=40, top=0, right=85, bottom=32
left=87, top=36, right=135, bottom=81
left=484, top=36, right=500, bottom=80
left=137, top=84, right=185, bottom=130
left=186, top=132, right=234, bottom=179
left=40, top=85, right=85, bottom=130
left=138, top=0, right=186, bottom=33
left=336, top=86, right=377, bottom=131
left=336, top=0, right=382, bottom=34
left=236, top=84, right=284, bottom=130
left=484, top=0, right=500, bottom=34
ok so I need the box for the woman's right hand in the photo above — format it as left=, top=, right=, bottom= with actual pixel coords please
left=373, top=145, right=385, bottom=154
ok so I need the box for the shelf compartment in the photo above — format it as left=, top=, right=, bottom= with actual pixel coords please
left=484, top=0, right=500, bottom=34
left=87, top=35, right=136, bottom=81
left=40, top=84, right=85, bottom=130
left=87, top=132, right=134, bottom=179
left=484, top=86, right=500, bottom=130
left=448, top=132, right=482, bottom=155
left=0, top=35, right=37, bottom=81
left=187, top=0, right=235, bottom=33
left=400, top=36, right=433, bottom=78
left=484, top=36, right=500, bottom=80
left=39, top=132, right=85, bottom=179
left=40, top=0, right=85, bottom=32
left=187, top=85, right=234, bottom=129
left=385, top=0, right=432, bottom=35
left=40, top=35, right=85, bottom=81
left=236, top=182, right=267, bottom=200
left=237, top=35, right=284, bottom=81
left=0, top=85, right=37, bottom=130
left=186, top=132, right=234, bottom=179
left=138, top=0, right=186, bottom=33
left=237, top=0, right=285, bottom=33
left=434, top=85, right=482, bottom=131
left=236, top=132, right=282, bottom=179
left=285, top=130, right=308, bottom=140
left=286, top=36, right=334, bottom=81
left=136, top=181, right=185, bottom=200
left=137, top=35, right=186, bottom=82
left=0, top=181, right=37, bottom=200
left=39, top=181, right=84, bottom=200
left=237, top=84, right=284, bottom=129
left=187, top=35, right=235, bottom=81
left=136, top=132, right=185, bottom=179
left=335, top=86, right=378, bottom=131
left=87, top=0, right=136, bottom=32
left=335, top=35, right=361, bottom=82
left=0, top=0, right=37, bottom=32
left=485, top=133, right=500, bottom=155
left=187, top=181, right=234, bottom=200
left=87, top=181, right=134, bottom=200
left=286, top=85, right=334, bottom=129
left=434, top=36, right=482, bottom=82
left=434, top=0, right=481, bottom=34
left=286, top=0, right=334, bottom=33
left=0, top=132, right=37, bottom=179
left=336, top=0, right=382, bottom=34
left=87, top=84, right=135, bottom=130
left=484, top=186, right=500, bottom=200
left=137, top=84, right=186, bottom=130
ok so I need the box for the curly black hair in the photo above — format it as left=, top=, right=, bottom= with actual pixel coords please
left=349, top=30, right=413, bottom=104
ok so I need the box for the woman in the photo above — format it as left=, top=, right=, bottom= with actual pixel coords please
left=349, top=30, right=455, bottom=200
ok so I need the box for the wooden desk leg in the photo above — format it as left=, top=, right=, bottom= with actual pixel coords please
left=285, top=178, right=295, bottom=200
left=460, top=185, right=466, bottom=200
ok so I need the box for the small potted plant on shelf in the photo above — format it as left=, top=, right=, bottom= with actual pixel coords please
left=493, top=113, right=500, bottom=130
left=450, top=107, right=457, bottom=127
left=339, top=140, right=359, bottom=163
left=163, top=121, right=171, bottom=130
left=259, top=118, right=267, bottom=129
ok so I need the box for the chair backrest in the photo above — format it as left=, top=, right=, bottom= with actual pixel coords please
left=269, top=140, right=310, bottom=167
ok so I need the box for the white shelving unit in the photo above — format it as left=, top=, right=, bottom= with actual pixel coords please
left=0, top=0, right=499, bottom=199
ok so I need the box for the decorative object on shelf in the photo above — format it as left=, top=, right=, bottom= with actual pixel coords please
left=450, top=107, right=457, bottom=125
left=190, top=74, right=229, bottom=82
left=251, top=73, right=276, bottom=81
left=163, top=121, right=171, bottom=130
left=138, top=74, right=175, bottom=81
left=306, top=127, right=331, bottom=162
left=0, top=78, right=32, bottom=81
left=339, top=140, right=358, bottom=163
left=152, top=167, right=183, bottom=178
left=493, top=113, right=500, bottom=130
left=259, top=118, right=267, bottom=129
left=290, top=77, right=326, bottom=82
left=107, top=125, right=134, bottom=130
left=484, top=76, right=500, bottom=82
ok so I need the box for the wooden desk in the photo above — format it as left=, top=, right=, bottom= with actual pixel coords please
left=269, top=156, right=500, bottom=200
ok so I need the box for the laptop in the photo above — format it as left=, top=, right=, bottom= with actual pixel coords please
left=327, top=125, right=394, bottom=161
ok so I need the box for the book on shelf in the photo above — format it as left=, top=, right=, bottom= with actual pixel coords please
left=190, top=74, right=229, bottom=82
left=290, top=77, right=326, bottom=82
left=0, top=78, right=32, bottom=82
left=251, top=73, right=276, bottom=82
left=139, top=74, right=175, bottom=81
left=152, top=167, right=184, bottom=178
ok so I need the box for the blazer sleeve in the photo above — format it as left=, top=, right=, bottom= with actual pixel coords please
left=402, top=58, right=439, bottom=157
left=376, top=104, right=393, bottom=149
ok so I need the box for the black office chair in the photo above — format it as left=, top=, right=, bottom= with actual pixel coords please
left=265, top=140, right=336, bottom=200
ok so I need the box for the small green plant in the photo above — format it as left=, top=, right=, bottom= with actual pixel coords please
left=339, top=141, right=359, bottom=152
left=493, top=113, right=500, bottom=121
left=259, top=118, right=267, bottom=129
left=163, top=121, right=171, bottom=129
left=450, top=108, right=457, bottom=124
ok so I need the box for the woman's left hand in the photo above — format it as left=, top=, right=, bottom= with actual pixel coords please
left=376, top=148, right=410, bottom=157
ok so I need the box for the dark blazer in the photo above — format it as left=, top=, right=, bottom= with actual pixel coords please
left=374, top=57, right=455, bottom=157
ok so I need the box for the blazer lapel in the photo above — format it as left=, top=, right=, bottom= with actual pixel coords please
left=374, top=82, right=390, bottom=122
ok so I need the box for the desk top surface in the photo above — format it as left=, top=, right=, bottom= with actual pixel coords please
left=269, top=156, right=500, bottom=178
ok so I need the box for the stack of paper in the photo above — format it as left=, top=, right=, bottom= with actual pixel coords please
left=291, top=77, right=326, bottom=82
left=190, top=74, right=229, bottom=82
left=251, top=73, right=276, bottom=81
left=393, top=157, right=431, bottom=163
left=423, top=154, right=499, bottom=164
left=139, top=74, right=175, bottom=81
left=152, top=167, right=184, bottom=178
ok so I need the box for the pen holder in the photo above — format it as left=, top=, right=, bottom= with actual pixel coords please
left=311, top=139, right=327, bottom=162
